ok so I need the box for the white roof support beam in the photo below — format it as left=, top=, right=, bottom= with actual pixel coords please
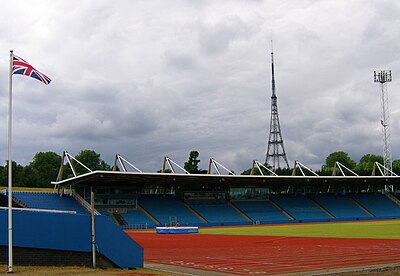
left=208, top=158, right=235, bottom=175
left=333, top=161, right=358, bottom=176
left=65, top=151, right=93, bottom=175
left=372, top=162, right=397, bottom=176
left=162, top=156, right=190, bottom=174
left=65, top=152, right=78, bottom=177
left=52, top=151, right=93, bottom=192
left=251, top=160, right=277, bottom=176
left=113, top=154, right=142, bottom=173
left=292, top=160, right=319, bottom=176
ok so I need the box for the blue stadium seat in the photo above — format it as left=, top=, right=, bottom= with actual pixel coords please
left=232, top=200, right=291, bottom=223
left=272, top=194, right=331, bottom=222
left=120, top=209, right=158, bottom=228
left=139, top=195, right=204, bottom=226
left=12, top=192, right=87, bottom=214
left=186, top=199, right=250, bottom=226
left=311, top=194, right=372, bottom=220
left=351, top=193, right=400, bottom=218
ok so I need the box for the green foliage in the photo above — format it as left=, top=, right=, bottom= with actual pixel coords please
left=321, top=151, right=357, bottom=175
left=326, top=151, right=357, bottom=168
left=63, top=150, right=111, bottom=178
left=184, top=151, right=201, bottom=173
left=355, top=154, right=384, bottom=176
left=275, top=167, right=293, bottom=175
left=24, top=152, right=61, bottom=187
left=392, top=159, right=400, bottom=175
left=74, top=149, right=111, bottom=174
left=10, top=161, right=27, bottom=186
left=0, top=166, right=6, bottom=187
left=242, top=163, right=285, bottom=175
left=241, top=167, right=253, bottom=175
left=0, top=150, right=111, bottom=187
left=242, top=164, right=292, bottom=175
left=2, top=161, right=28, bottom=187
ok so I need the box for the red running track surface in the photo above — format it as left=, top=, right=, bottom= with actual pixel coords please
left=128, top=232, right=400, bottom=275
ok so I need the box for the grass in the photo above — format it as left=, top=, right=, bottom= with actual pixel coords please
left=0, top=265, right=174, bottom=275
left=0, top=186, right=54, bottom=192
left=199, top=219, right=400, bottom=239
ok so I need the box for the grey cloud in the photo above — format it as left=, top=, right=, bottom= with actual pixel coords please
left=197, top=16, right=254, bottom=55
left=163, top=51, right=199, bottom=71
left=0, top=0, right=399, bottom=174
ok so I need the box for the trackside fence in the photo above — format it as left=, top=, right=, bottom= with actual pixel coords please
left=121, top=223, right=150, bottom=230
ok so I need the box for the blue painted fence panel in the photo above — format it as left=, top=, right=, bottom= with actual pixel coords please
left=95, top=215, right=143, bottom=268
left=0, top=210, right=91, bottom=252
left=0, top=210, right=143, bottom=268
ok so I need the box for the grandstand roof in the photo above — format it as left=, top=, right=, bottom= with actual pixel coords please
left=54, top=171, right=399, bottom=191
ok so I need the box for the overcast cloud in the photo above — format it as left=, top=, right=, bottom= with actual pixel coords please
left=0, top=0, right=399, bottom=173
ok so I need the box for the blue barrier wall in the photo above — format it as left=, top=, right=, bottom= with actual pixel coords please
left=0, top=210, right=91, bottom=252
left=95, top=215, right=143, bottom=268
left=0, top=210, right=143, bottom=268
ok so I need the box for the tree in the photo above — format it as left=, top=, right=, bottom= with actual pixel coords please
left=392, top=160, right=400, bottom=175
left=355, top=154, right=383, bottom=176
left=241, top=167, right=253, bottom=175
left=73, top=150, right=111, bottom=175
left=24, top=152, right=61, bottom=187
left=321, top=151, right=356, bottom=175
left=184, top=151, right=201, bottom=173
left=241, top=159, right=295, bottom=175
left=242, top=163, right=278, bottom=175
left=3, top=161, right=26, bottom=187
left=62, top=150, right=111, bottom=178
left=0, top=165, right=5, bottom=186
left=275, top=167, right=293, bottom=175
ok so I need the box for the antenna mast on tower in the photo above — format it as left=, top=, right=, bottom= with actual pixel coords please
left=265, top=41, right=289, bottom=170
left=374, top=70, right=393, bottom=175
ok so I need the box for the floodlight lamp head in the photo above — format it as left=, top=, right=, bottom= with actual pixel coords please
left=374, top=70, right=392, bottom=83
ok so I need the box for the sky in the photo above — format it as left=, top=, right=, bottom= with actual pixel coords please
left=0, top=0, right=400, bottom=173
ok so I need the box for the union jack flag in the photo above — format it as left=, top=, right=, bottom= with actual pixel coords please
left=12, top=55, right=51, bottom=85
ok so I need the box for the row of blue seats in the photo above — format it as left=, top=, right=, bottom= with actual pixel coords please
left=351, top=193, right=400, bottom=218
left=186, top=199, right=249, bottom=224
left=311, top=194, right=370, bottom=219
left=12, top=192, right=400, bottom=227
left=121, top=193, right=400, bottom=227
left=139, top=195, right=204, bottom=226
left=232, top=200, right=291, bottom=222
left=12, top=192, right=87, bottom=214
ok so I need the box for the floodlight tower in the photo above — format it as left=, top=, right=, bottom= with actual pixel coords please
left=265, top=42, right=289, bottom=170
left=374, top=70, right=393, bottom=175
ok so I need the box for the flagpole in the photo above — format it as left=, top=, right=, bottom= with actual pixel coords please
left=8, top=49, right=14, bottom=273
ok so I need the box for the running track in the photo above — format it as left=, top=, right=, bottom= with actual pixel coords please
left=128, top=232, right=400, bottom=275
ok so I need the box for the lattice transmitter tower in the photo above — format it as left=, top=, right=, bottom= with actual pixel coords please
left=374, top=70, right=393, bottom=174
left=265, top=43, right=289, bottom=170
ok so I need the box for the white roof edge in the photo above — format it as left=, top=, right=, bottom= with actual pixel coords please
left=52, top=170, right=400, bottom=186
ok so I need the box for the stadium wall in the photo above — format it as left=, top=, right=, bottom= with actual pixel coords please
left=0, top=246, right=114, bottom=267
left=0, top=210, right=143, bottom=268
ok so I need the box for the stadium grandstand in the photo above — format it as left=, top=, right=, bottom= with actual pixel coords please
left=52, top=170, right=400, bottom=229
left=2, top=153, right=400, bottom=268
left=48, top=154, right=400, bottom=229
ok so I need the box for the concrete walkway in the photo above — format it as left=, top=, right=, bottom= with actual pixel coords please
left=145, top=262, right=234, bottom=276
